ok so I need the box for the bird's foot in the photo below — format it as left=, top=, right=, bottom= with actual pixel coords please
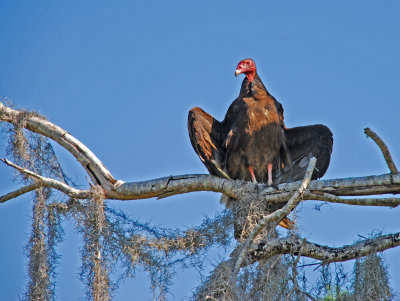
left=271, top=182, right=279, bottom=190
left=267, top=178, right=279, bottom=190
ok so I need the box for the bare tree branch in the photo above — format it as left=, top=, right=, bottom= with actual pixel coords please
left=110, top=172, right=400, bottom=211
left=0, top=182, right=41, bottom=203
left=247, top=232, right=400, bottom=265
left=3, top=158, right=400, bottom=208
left=365, top=127, right=399, bottom=174
left=111, top=168, right=400, bottom=203
left=305, top=192, right=400, bottom=207
left=271, top=173, right=400, bottom=197
left=1, top=158, right=92, bottom=199
left=111, top=174, right=241, bottom=200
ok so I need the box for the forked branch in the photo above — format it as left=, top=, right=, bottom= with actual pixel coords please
left=0, top=102, right=115, bottom=189
left=1, top=101, right=400, bottom=273
left=1, top=159, right=92, bottom=199
left=233, top=158, right=316, bottom=274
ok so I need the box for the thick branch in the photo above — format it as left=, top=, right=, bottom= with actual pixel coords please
left=110, top=172, right=400, bottom=206
left=365, top=127, right=399, bottom=174
left=3, top=158, right=400, bottom=207
left=111, top=174, right=243, bottom=200
left=247, top=232, right=400, bottom=265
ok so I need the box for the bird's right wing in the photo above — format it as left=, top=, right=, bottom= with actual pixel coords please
left=188, top=107, right=230, bottom=179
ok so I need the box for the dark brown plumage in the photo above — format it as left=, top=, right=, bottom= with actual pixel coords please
left=188, top=58, right=333, bottom=230
left=222, top=74, right=287, bottom=185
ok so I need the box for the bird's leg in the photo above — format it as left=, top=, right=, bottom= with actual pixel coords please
left=248, top=166, right=257, bottom=183
left=267, top=163, right=273, bottom=186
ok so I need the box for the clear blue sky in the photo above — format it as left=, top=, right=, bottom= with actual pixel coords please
left=1, top=1, right=400, bottom=300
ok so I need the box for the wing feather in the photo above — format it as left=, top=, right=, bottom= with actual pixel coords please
left=188, top=107, right=230, bottom=179
left=275, top=124, right=333, bottom=183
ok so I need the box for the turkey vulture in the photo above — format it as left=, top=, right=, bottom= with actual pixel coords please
left=189, top=59, right=291, bottom=186
left=188, top=58, right=333, bottom=229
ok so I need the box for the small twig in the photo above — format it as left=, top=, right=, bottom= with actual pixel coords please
left=285, top=251, right=302, bottom=301
left=233, top=158, right=316, bottom=274
left=1, top=158, right=42, bottom=180
left=286, top=240, right=316, bottom=301
left=264, top=254, right=282, bottom=285
left=300, top=288, right=316, bottom=301
left=302, top=291, right=316, bottom=301
left=365, top=127, right=399, bottom=174
left=298, top=262, right=322, bottom=268
left=313, top=263, right=323, bottom=271
left=0, top=182, right=41, bottom=204
left=1, top=158, right=92, bottom=199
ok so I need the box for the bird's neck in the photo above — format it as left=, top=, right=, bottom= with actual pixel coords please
left=240, top=74, right=270, bottom=98
left=246, top=70, right=256, bottom=83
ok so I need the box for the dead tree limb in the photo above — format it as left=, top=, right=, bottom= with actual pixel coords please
left=365, top=127, right=399, bottom=174
left=247, top=232, right=400, bottom=265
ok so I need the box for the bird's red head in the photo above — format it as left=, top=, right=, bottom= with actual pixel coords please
left=235, top=58, right=256, bottom=82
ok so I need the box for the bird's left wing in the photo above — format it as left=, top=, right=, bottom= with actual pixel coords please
left=275, top=124, right=333, bottom=183
left=188, top=107, right=230, bottom=179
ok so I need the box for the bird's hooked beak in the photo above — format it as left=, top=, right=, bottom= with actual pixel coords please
left=235, top=59, right=256, bottom=81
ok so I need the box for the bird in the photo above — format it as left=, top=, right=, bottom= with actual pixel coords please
left=189, top=59, right=291, bottom=186
left=188, top=58, right=333, bottom=231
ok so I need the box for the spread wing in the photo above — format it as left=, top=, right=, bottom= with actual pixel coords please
left=275, top=124, right=333, bottom=183
left=188, top=107, right=230, bottom=179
